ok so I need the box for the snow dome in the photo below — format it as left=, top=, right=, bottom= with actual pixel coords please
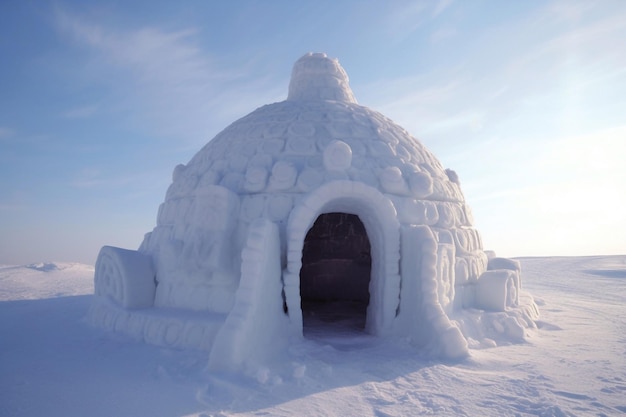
left=90, top=53, right=539, bottom=370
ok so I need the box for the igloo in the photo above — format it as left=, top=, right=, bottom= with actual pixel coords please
left=90, top=53, right=538, bottom=370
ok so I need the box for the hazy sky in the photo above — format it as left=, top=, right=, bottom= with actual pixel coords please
left=1, top=0, right=625, bottom=265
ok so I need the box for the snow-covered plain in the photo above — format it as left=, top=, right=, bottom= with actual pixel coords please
left=1, top=256, right=625, bottom=416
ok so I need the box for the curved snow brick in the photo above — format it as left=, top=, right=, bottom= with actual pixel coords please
left=269, top=161, right=298, bottom=190
left=380, top=166, right=409, bottom=195
left=488, top=257, right=521, bottom=273
left=436, top=243, right=456, bottom=311
left=474, top=270, right=518, bottom=312
left=455, top=257, right=470, bottom=285
left=408, top=171, right=433, bottom=198
left=243, top=166, right=268, bottom=192
left=436, top=203, right=456, bottom=228
left=487, top=257, right=522, bottom=300
left=94, top=246, right=155, bottom=309
left=323, top=140, right=353, bottom=171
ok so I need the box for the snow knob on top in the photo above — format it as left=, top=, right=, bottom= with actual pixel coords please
left=288, top=52, right=357, bottom=103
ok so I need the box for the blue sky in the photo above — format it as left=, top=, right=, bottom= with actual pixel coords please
left=1, top=0, right=625, bottom=265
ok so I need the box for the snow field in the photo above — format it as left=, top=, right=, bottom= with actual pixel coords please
left=2, top=256, right=625, bottom=416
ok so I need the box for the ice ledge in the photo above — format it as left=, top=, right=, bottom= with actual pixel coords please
left=287, top=52, right=357, bottom=103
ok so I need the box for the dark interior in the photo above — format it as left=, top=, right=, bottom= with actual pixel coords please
left=300, top=212, right=372, bottom=334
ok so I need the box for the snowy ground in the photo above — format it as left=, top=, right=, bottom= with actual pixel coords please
left=1, top=256, right=625, bottom=417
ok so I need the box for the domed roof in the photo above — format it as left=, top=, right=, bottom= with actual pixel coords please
left=165, top=53, right=464, bottom=204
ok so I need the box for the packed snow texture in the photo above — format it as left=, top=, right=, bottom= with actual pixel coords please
left=1, top=256, right=625, bottom=416
left=91, top=52, right=538, bottom=366
left=208, top=219, right=290, bottom=372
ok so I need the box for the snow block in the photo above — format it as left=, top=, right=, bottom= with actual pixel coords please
left=436, top=203, right=456, bottom=228
left=396, top=225, right=469, bottom=359
left=408, top=171, right=433, bottom=198
left=488, top=257, right=521, bottom=273
left=486, top=257, right=521, bottom=303
left=324, top=140, right=352, bottom=171
left=380, top=166, right=409, bottom=195
left=455, top=257, right=469, bottom=285
left=393, top=198, right=425, bottom=224
left=208, top=219, right=290, bottom=372
left=94, top=246, right=155, bottom=309
left=396, top=225, right=432, bottom=346
left=269, top=161, right=298, bottom=190
left=474, top=270, right=517, bottom=312
left=436, top=243, right=456, bottom=312
left=423, top=201, right=439, bottom=225
left=297, top=168, right=324, bottom=191
left=243, top=166, right=268, bottom=192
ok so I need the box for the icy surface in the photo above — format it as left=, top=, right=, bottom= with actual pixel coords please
left=1, top=256, right=625, bottom=416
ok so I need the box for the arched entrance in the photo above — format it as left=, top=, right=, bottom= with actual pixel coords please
left=300, top=212, right=371, bottom=334
left=283, top=181, right=401, bottom=337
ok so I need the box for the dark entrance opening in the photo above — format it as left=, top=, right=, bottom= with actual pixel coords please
left=300, top=212, right=372, bottom=336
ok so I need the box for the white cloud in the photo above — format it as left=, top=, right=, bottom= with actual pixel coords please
left=431, top=0, right=454, bottom=18
left=530, top=125, right=626, bottom=184
left=543, top=1, right=596, bottom=23
left=467, top=123, right=626, bottom=256
left=367, top=0, right=626, bottom=148
left=383, top=0, right=454, bottom=42
left=501, top=4, right=626, bottom=82
left=53, top=7, right=281, bottom=145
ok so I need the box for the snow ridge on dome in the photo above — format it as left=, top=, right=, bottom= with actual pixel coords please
left=287, top=52, right=357, bottom=103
